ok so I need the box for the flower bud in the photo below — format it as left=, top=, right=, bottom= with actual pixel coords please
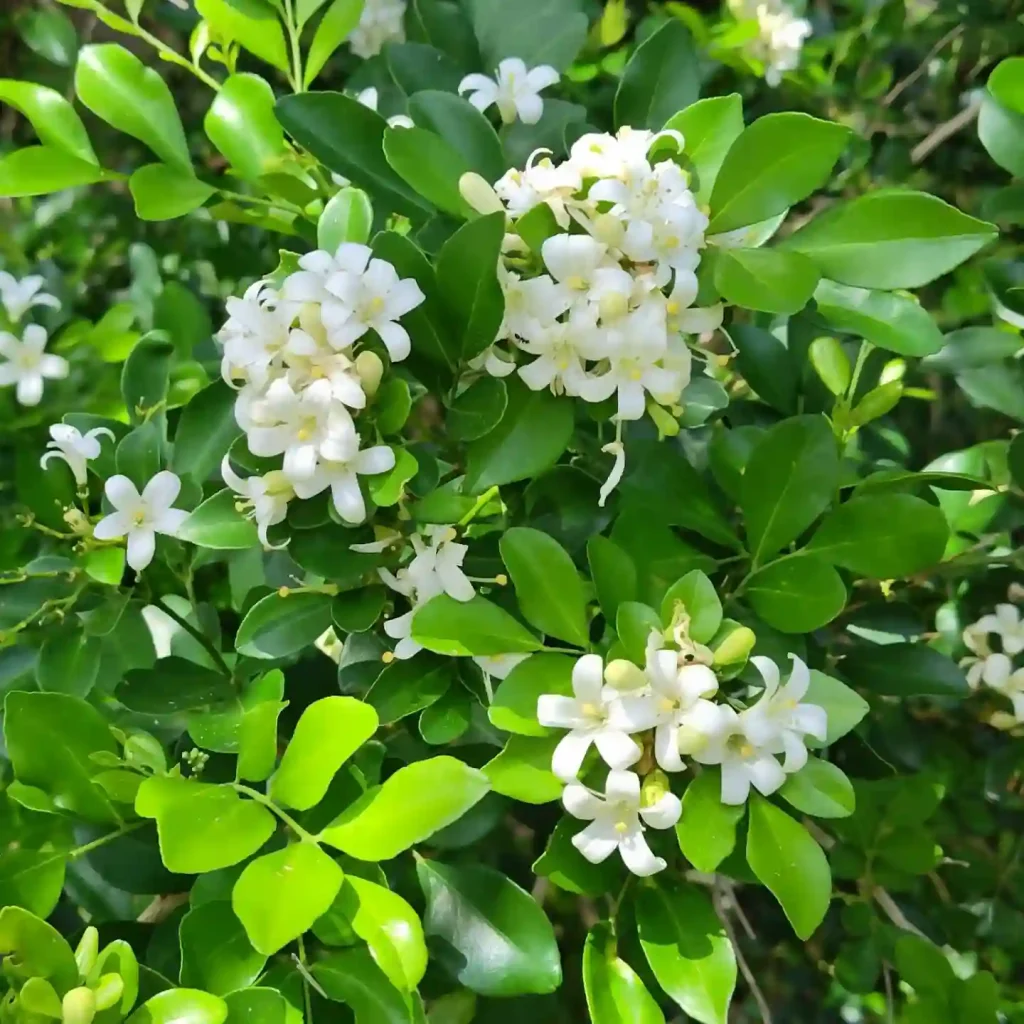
left=603, top=659, right=647, bottom=691
left=880, top=358, right=906, bottom=385
left=676, top=724, right=710, bottom=755
left=355, top=351, right=385, bottom=397
left=459, top=172, right=505, bottom=216
left=712, top=625, right=756, bottom=670
left=65, top=509, right=91, bottom=535
left=61, top=987, right=96, bottom=1024
left=74, top=927, right=98, bottom=977
left=591, top=213, right=625, bottom=248
left=641, top=769, right=671, bottom=807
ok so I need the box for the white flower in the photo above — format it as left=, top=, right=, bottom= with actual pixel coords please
left=218, top=281, right=292, bottom=385
left=474, top=653, right=530, bottom=680
left=973, top=604, right=1024, bottom=657
left=459, top=58, right=559, bottom=125
left=742, top=654, right=828, bottom=775
left=517, top=308, right=604, bottom=396
left=355, top=86, right=414, bottom=128
left=221, top=455, right=294, bottom=547
left=0, top=324, right=68, bottom=406
left=349, top=0, right=405, bottom=59
left=0, top=272, right=60, bottom=324
left=540, top=234, right=612, bottom=297
left=598, top=440, right=626, bottom=508
left=537, top=653, right=642, bottom=780
left=40, top=424, right=114, bottom=486
left=290, top=429, right=395, bottom=525
left=382, top=604, right=424, bottom=660
left=282, top=330, right=366, bottom=410
left=562, top=769, right=680, bottom=876
left=730, top=0, right=811, bottom=86
left=692, top=705, right=787, bottom=805
left=93, top=471, right=188, bottom=572
left=494, top=151, right=582, bottom=226
left=976, top=654, right=1024, bottom=721
left=499, top=270, right=571, bottom=342
left=614, top=633, right=722, bottom=772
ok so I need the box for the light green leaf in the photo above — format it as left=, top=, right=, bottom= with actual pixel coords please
left=416, top=860, right=562, bottom=996
left=483, top=734, right=562, bottom=803
left=233, top=843, right=344, bottom=954
left=745, top=555, right=846, bottom=634
left=713, top=247, right=819, bottom=314
left=205, top=73, right=288, bottom=180
left=304, top=0, right=365, bottom=86
left=235, top=592, right=334, bottom=660
left=180, top=901, right=267, bottom=996
left=319, top=187, right=373, bottom=250
left=126, top=989, right=228, bottom=1024
left=195, top=0, right=289, bottom=71
left=384, top=125, right=472, bottom=217
left=676, top=770, right=744, bottom=873
left=75, top=43, right=191, bottom=170
left=0, top=906, right=79, bottom=996
left=130, top=164, right=215, bottom=221
left=488, top=653, right=574, bottom=736
left=0, top=851, right=66, bottom=918
left=320, top=756, right=490, bottom=860
left=312, top=949, right=413, bottom=1024
left=614, top=20, right=698, bottom=131
left=0, top=145, right=106, bottom=197
left=412, top=594, right=542, bottom=656
left=746, top=796, right=831, bottom=939
left=660, top=570, right=722, bottom=644
left=587, top=536, right=637, bottom=625
left=16, top=7, right=79, bottom=66
left=365, top=655, right=452, bottom=724
left=271, top=696, right=378, bottom=810
left=615, top=601, right=661, bottom=664
left=465, top=0, right=586, bottom=70
left=532, top=818, right=622, bottom=897
left=635, top=878, right=736, bottom=1024
left=583, top=923, right=664, bottom=1024
left=978, top=92, right=1024, bottom=179
left=178, top=489, right=259, bottom=549
left=779, top=757, right=855, bottom=818
left=237, top=700, right=286, bottom=783
left=0, top=79, right=96, bottom=163
left=665, top=94, right=743, bottom=203
left=802, top=670, right=868, bottom=745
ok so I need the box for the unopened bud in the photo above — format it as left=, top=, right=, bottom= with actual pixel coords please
left=74, top=928, right=98, bottom=977
left=592, top=213, right=624, bottom=248
left=92, top=975, right=124, bottom=1013
left=646, top=401, right=680, bottom=440
left=603, top=659, right=647, bottom=692
left=65, top=509, right=91, bottom=535
left=355, top=351, right=385, bottom=396
left=459, top=172, right=505, bottom=216
left=676, top=724, right=710, bottom=755
left=62, top=987, right=96, bottom=1024
left=641, top=769, right=671, bottom=807
left=712, top=625, right=756, bottom=669
left=880, top=358, right=906, bottom=385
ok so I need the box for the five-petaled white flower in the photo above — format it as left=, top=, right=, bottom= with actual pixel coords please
left=973, top=604, right=1024, bottom=657
left=40, top=423, right=115, bottom=486
left=563, top=769, right=681, bottom=877
left=0, top=324, right=68, bottom=406
left=93, top=471, right=188, bottom=572
left=459, top=58, right=560, bottom=125
left=221, top=455, right=294, bottom=547
left=537, top=653, right=642, bottom=780
left=348, top=0, right=406, bottom=59
left=0, top=272, right=60, bottom=324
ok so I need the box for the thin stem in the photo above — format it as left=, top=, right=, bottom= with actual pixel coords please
left=155, top=598, right=233, bottom=680
left=715, top=890, right=773, bottom=1024
left=847, top=340, right=873, bottom=402
left=232, top=783, right=317, bottom=843
left=71, top=821, right=146, bottom=858
left=282, top=0, right=305, bottom=93
left=215, top=188, right=307, bottom=218
left=130, top=19, right=221, bottom=91
left=458, top=485, right=501, bottom=526
left=296, top=937, right=314, bottom=1022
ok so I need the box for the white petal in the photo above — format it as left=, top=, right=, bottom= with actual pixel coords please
left=618, top=829, right=666, bottom=876
left=792, top=703, right=828, bottom=741
left=751, top=655, right=780, bottom=697
left=515, top=93, right=544, bottom=125
left=654, top=723, right=685, bottom=772
left=612, top=694, right=660, bottom=733
left=383, top=278, right=425, bottom=319
left=748, top=753, right=786, bottom=796
left=720, top=760, right=751, bottom=805
left=593, top=728, right=642, bottom=771
left=142, top=470, right=182, bottom=511
left=640, top=791, right=682, bottom=830
left=525, top=64, right=560, bottom=91
left=126, top=529, right=156, bottom=572
left=383, top=610, right=414, bottom=640
left=92, top=510, right=132, bottom=541
left=436, top=555, right=475, bottom=603
left=562, top=783, right=601, bottom=820
left=572, top=819, right=620, bottom=864
left=783, top=654, right=810, bottom=702
left=781, top=731, right=809, bottom=774
left=572, top=653, right=605, bottom=704
left=459, top=74, right=497, bottom=96
left=983, top=654, right=1013, bottom=689
left=375, top=320, right=411, bottom=362
left=551, top=730, right=593, bottom=781
left=331, top=473, right=367, bottom=524
left=394, top=635, right=423, bottom=660
left=678, top=664, right=718, bottom=703
left=104, top=474, right=141, bottom=511
left=615, top=380, right=646, bottom=421
left=355, top=445, right=396, bottom=476
left=16, top=374, right=44, bottom=406
left=153, top=507, right=189, bottom=537
left=537, top=694, right=584, bottom=730
left=604, top=769, right=641, bottom=805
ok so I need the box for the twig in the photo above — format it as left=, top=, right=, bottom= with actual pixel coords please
left=714, top=890, right=773, bottom=1024
left=882, top=26, right=963, bottom=107
left=873, top=887, right=929, bottom=940
left=155, top=597, right=233, bottom=680
left=911, top=97, right=982, bottom=164
left=883, top=962, right=895, bottom=1024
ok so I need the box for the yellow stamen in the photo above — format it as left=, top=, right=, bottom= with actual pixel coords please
left=739, top=743, right=754, bottom=758
left=382, top=651, right=396, bottom=664
left=614, top=821, right=628, bottom=834
left=566, top=275, right=587, bottom=290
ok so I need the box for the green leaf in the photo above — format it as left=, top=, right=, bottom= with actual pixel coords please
left=384, top=125, right=471, bottom=217
left=499, top=527, right=588, bottom=647
left=275, top=93, right=430, bottom=218
left=419, top=688, right=473, bottom=745
left=75, top=43, right=191, bottom=171
left=195, top=0, right=289, bottom=71
left=783, top=191, right=996, bottom=289
left=635, top=878, right=736, bottom=1024
left=189, top=669, right=285, bottom=755
left=713, top=247, right=819, bottom=315
left=365, top=655, right=452, bottom=724
left=664, top=94, right=743, bottom=204
left=465, top=0, right=587, bottom=71
left=923, top=326, right=1024, bottom=373
left=708, top=113, right=850, bottom=234
left=464, top=379, right=574, bottom=492
left=117, top=657, right=234, bottom=714
left=813, top=280, right=943, bottom=357
left=676, top=770, right=744, bottom=873
left=447, top=377, right=508, bottom=441
left=779, top=757, right=855, bottom=819
left=304, top=0, right=365, bottom=86
left=312, top=949, right=413, bottom=1024
left=483, top=734, right=562, bottom=803
left=802, top=670, right=868, bottom=745
left=0, top=79, right=96, bottom=163
left=180, top=901, right=267, bottom=996
left=746, top=796, right=831, bottom=939
left=740, top=414, right=839, bottom=564
left=436, top=212, right=506, bottom=361
left=223, top=988, right=295, bottom=1024
left=36, top=624, right=102, bottom=698
left=233, top=843, right=344, bottom=954
left=745, top=555, right=846, bottom=634
left=408, top=91, right=505, bottom=182
left=411, top=594, right=542, bottom=656
left=978, top=92, right=1024, bottom=179
left=126, top=989, right=228, bottom=1024
left=178, top=489, right=259, bottom=549
left=587, top=536, right=637, bottom=625
left=416, top=860, right=562, bottom=996
left=172, top=381, right=242, bottom=483
left=616, top=601, right=662, bottom=664
left=135, top=777, right=277, bottom=873
left=0, top=906, right=78, bottom=995
left=0, top=851, right=66, bottom=918
left=205, top=73, right=288, bottom=180
left=332, top=586, right=387, bottom=633
left=726, top=324, right=798, bottom=414
left=488, top=653, right=573, bottom=736
left=129, top=164, right=215, bottom=221
left=660, top=570, right=722, bottom=644
left=614, top=20, right=698, bottom=131
left=319, top=187, right=373, bottom=250
left=238, top=700, right=286, bottom=783
left=321, top=757, right=489, bottom=859
left=0, top=145, right=105, bottom=197
left=583, top=923, right=664, bottom=1024
left=235, top=592, right=334, bottom=660
left=122, top=331, right=174, bottom=422
left=4, top=691, right=118, bottom=824
left=16, top=8, right=79, bottom=67
left=331, top=875, right=428, bottom=991
left=807, top=494, right=948, bottom=578
left=367, top=447, right=416, bottom=507
left=989, top=56, right=1024, bottom=113
left=271, top=696, right=378, bottom=810
left=841, top=643, right=967, bottom=698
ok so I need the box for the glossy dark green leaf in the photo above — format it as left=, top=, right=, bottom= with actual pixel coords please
left=0, top=851, right=66, bottom=919
left=841, top=643, right=967, bottom=697
left=384, top=125, right=471, bottom=217
left=117, top=657, right=234, bottom=715
left=235, top=592, right=334, bottom=660
left=121, top=331, right=173, bottom=423
left=465, top=0, right=587, bottom=71
left=614, top=20, right=698, bottom=131
left=179, top=901, right=267, bottom=996
left=488, top=653, right=573, bottom=736
left=745, top=555, right=846, bottom=634
left=172, top=381, right=242, bottom=482
left=726, top=323, right=798, bottom=414
left=408, top=91, right=505, bottom=181
left=779, top=757, right=855, bottom=818
left=178, top=490, right=259, bottom=550
left=312, top=948, right=413, bottom=1024
left=36, top=624, right=102, bottom=698
left=365, top=655, right=453, bottom=724
left=532, top=818, right=622, bottom=896
left=411, top=594, right=542, bottom=656
left=447, top=376, right=508, bottom=441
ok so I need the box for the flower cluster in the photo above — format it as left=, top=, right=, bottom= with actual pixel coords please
left=728, top=0, right=812, bottom=87
left=0, top=272, right=66, bottom=407
left=962, top=598, right=1024, bottom=726
left=349, top=0, right=406, bottom=59
left=471, top=127, right=723, bottom=503
left=537, top=630, right=827, bottom=875
left=458, top=59, right=560, bottom=125
left=216, top=245, right=425, bottom=544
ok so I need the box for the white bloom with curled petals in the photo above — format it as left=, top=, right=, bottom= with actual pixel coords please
left=499, top=271, right=572, bottom=343
left=537, top=654, right=642, bottom=780
left=0, top=272, right=60, bottom=324
left=541, top=235, right=611, bottom=297
left=92, top=472, right=188, bottom=572
left=282, top=330, right=366, bottom=410
left=493, top=151, right=582, bottom=226
left=0, top=324, right=68, bottom=406
left=459, top=58, right=559, bottom=125
left=218, top=281, right=292, bottom=385
left=349, top=0, right=405, bottom=59
left=221, top=455, right=294, bottom=547
left=973, top=604, right=1024, bottom=657
left=517, top=308, right=604, bottom=396
left=562, top=769, right=680, bottom=876
left=977, top=655, right=1024, bottom=722
left=40, top=424, right=114, bottom=486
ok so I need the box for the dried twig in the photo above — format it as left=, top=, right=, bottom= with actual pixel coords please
left=882, top=25, right=963, bottom=108
left=911, top=97, right=982, bottom=164
left=874, top=887, right=929, bottom=940
left=714, top=889, right=773, bottom=1024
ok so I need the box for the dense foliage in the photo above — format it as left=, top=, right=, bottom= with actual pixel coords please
left=0, top=1, right=1022, bottom=1022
